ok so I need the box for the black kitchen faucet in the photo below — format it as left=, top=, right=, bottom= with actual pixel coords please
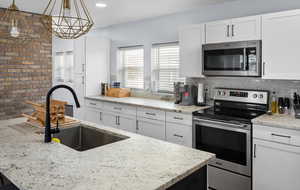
left=44, top=85, right=80, bottom=143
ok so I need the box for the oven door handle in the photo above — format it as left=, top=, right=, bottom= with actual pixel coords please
left=193, top=118, right=250, bottom=133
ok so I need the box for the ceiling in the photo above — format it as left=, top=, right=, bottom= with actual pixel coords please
left=0, top=0, right=235, bottom=28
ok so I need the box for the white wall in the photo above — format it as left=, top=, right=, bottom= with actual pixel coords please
left=95, top=0, right=300, bottom=88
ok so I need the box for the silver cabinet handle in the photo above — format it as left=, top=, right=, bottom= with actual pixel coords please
left=90, top=103, right=96, bottom=106
left=173, top=117, right=183, bottom=120
left=115, top=116, right=118, bottom=125
left=81, top=76, right=84, bottom=85
left=254, top=144, right=257, bottom=158
left=263, top=62, right=266, bottom=76
left=271, top=133, right=291, bottom=139
left=208, top=187, right=217, bottom=190
left=82, top=64, right=85, bottom=72
left=145, top=112, right=156, bottom=116
left=136, top=120, right=139, bottom=131
left=114, top=107, right=122, bottom=111
left=226, top=25, right=230, bottom=37
left=99, top=112, right=102, bottom=121
left=117, top=116, right=120, bottom=125
left=173, top=134, right=183, bottom=138
left=232, top=24, right=235, bottom=37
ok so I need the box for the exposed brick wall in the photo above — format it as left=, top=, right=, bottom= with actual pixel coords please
left=0, top=8, right=52, bottom=120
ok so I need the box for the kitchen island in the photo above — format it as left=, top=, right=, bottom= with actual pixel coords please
left=0, top=118, right=214, bottom=190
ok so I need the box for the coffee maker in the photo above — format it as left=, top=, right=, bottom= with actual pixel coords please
left=174, top=82, right=198, bottom=106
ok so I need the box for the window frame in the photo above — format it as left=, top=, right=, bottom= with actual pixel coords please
left=118, top=46, right=145, bottom=90
left=151, top=42, right=184, bottom=93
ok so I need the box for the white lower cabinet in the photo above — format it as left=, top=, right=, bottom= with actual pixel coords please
left=118, top=115, right=136, bottom=133
left=85, top=108, right=102, bottom=125
left=102, top=112, right=118, bottom=128
left=253, top=125, right=300, bottom=190
left=253, top=139, right=300, bottom=190
left=166, top=123, right=192, bottom=147
left=136, top=118, right=166, bottom=140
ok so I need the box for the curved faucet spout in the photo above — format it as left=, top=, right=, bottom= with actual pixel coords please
left=45, top=85, right=81, bottom=143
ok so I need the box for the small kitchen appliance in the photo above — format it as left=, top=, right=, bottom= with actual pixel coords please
left=180, top=85, right=197, bottom=106
left=197, top=83, right=206, bottom=106
left=174, top=82, right=184, bottom=104
left=193, top=88, right=269, bottom=190
left=203, top=40, right=262, bottom=77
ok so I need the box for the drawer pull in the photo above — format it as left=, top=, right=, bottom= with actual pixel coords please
left=173, top=117, right=183, bottom=120
left=173, top=134, right=183, bottom=138
left=90, top=103, right=97, bottom=106
left=215, top=162, right=223, bottom=166
left=271, top=133, right=291, bottom=139
left=114, top=107, right=122, bottom=111
left=145, top=112, right=156, bottom=116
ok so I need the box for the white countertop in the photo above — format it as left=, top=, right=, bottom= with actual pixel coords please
left=0, top=118, right=214, bottom=190
left=85, top=96, right=210, bottom=113
left=252, top=114, right=300, bottom=131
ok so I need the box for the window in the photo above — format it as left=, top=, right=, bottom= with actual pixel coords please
left=119, top=47, right=144, bottom=89
left=54, top=51, right=74, bottom=83
left=152, top=43, right=184, bottom=92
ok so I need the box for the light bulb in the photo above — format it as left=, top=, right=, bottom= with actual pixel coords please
left=10, top=26, right=20, bottom=38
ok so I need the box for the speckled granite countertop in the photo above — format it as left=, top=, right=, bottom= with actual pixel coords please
left=252, top=114, right=300, bottom=131
left=0, top=118, right=214, bottom=190
left=85, top=96, right=210, bottom=113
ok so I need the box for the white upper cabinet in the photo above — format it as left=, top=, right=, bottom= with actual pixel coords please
left=262, top=9, right=300, bottom=80
left=205, top=16, right=261, bottom=44
left=179, top=24, right=205, bottom=78
left=74, top=37, right=86, bottom=74
left=205, top=20, right=231, bottom=44
left=231, top=16, right=261, bottom=42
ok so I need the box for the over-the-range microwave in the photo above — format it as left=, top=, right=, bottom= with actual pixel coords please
left=202, top=40, right=262, bottom=77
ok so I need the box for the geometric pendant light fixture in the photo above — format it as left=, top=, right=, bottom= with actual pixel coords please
left=42, top=0, right=94, bottom=39
left=0, top=0, right=35, bottom=44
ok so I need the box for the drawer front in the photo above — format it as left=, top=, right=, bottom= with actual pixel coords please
left=137, top=117, right=166, bottom=140
left=208, top=165, right=251, bottom=190
left=103, top=102, right=136, bottom=116
left=85, top=99, right=103, bottom=109
left=166, top=123, right=192, bottom=147
left=137, top=107, right=166, bottom=121
left=253, top=125, right=300, bottom=147
left=166, top=112, right=192, bottom=125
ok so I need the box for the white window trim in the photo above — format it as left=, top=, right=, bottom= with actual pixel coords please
left=151, top=42, right=185, bottom=93
left=117, top=46, right=145, bottom=89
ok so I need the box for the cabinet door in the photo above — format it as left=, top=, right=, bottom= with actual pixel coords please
left=179, top=25, right=205, bottom=78
left=137, top=118, right=166, bottom=140
left=73, top=37, right=85, bottom=74
left=166, top=123, right=192, bottom=147
left=118, top=115, right=136, bottom=133
left=73, top=74, right=85, bottom=98
left=85, top=108, right=102, bottom=125
left=231, top=16, right=261, bottom=42
left=205, top=20, right=231, bottom=44
left=253, top=139, right=300, bottom=190
left=102, top=112, right=118, bottom=128
left=262, top=10, right=300, bottom=80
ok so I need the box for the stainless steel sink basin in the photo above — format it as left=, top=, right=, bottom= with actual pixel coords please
left=53, top=125, right=129, bottom=152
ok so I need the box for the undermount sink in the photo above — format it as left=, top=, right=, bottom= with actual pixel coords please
left=53, top=125, right=129, bottom=152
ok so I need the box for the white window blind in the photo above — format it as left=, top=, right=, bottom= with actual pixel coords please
left=152, top=43, right=184, bottom=92
left=119, top=47, right=144, bottom=89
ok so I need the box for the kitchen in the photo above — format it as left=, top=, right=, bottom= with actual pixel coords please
left=0, top=0, right=300, bottom=190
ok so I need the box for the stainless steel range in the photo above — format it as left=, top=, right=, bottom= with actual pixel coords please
left=193, top=88, right=269, bottom=190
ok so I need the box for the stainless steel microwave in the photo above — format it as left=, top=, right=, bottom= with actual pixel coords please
left=202, top=40, right=262, bottom=77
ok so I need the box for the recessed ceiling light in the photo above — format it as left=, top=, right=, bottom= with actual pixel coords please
left=96, top=3, right=107, bottom=8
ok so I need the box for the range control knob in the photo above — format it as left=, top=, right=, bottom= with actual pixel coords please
left=259, top=94, right=264, bottom=99
left=253, top=94, right=258, bottom=99
left=222, top=91, right=226, bottom=96
left=217, top=91, right=222, bottom=95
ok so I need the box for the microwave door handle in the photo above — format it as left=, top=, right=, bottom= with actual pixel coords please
left=243, top=48, right=247, bottom=71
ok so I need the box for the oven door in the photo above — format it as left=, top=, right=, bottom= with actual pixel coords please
left=193, top=118, right=251, bottom=176
left=203, top=40, right=261, bottom=77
